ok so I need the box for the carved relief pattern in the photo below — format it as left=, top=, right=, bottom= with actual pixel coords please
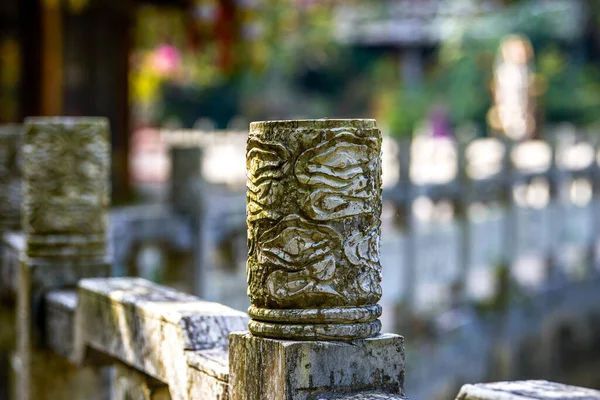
left=246, top=120, right=383, bottom=318
left=259, top=215, right=342, bottom=307
left=246, top=139, right=289, bottom=222
left=295, top=132, right=378, bottom=221
left=23, top=119, right=109, bottom=236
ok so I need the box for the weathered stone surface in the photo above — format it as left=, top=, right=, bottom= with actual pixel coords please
left=0, top=124, right=23, bottom=232
left=186, top=349, right=230, bottom=400
left=228, top=331, right=404, bottom=400
left=22, top=117, right=110, bottom=259
left=43, top=282, right=237, bottom=400
left=186, top=348, right=229, bottom=383
left=73, top=277, right=248, bottom=400
left=246, top=119, right=383, bottom=340
left=456, top=380, right=600, bottom=400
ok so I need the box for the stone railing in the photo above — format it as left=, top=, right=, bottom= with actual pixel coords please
left=1, top=118, right=599, bottom=400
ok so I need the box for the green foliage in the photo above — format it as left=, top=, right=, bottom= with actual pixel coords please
left=134, top=0, right=600, bottom=133
left=383, top=0, right=600, bottom=138
left=541, top=49, right=600, bottom=125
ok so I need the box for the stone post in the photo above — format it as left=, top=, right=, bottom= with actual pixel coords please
left=16, top=117, right=111, bottom=400
left=22, top=118, right=109, bottom=260
left=246, top=119, right=383, bottom=340
left=0, top=124, right=22, bottom=400
left=230, top=119, right=405, bottom=399
left=170, top=146, right=202, bottom=217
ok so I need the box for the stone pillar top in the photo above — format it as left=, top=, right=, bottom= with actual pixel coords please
left=22, top=117, right=110, bottom=260
left=246, top=118, right=383, bottom=340
left=249, top=118, right=377, bottom=130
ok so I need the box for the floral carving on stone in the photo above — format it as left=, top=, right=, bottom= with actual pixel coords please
left=344, top=228, right=382, bottom=296
left=246, top=138, right=289, bottom=222
left=295, top=132, right=377, bottom=220
left=257, top=215, right=342, bottom=307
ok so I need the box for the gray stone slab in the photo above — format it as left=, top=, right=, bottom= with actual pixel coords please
left=229, top=331, right=405, bottom=400
left=186, top=348, right=229, bottom=382
left=73, top=277, right=248, bottom=400
left=456, top=381, right=600, bottom=400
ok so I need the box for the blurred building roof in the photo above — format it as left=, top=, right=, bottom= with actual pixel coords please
left=334, top=0, right=586, bottom=46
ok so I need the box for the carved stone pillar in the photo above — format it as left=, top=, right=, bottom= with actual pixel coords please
left=230, top=119, right=404, bottom=400
left=22, top=117, right=110, bottom=260
left=246, top=119, right=383, bottom=340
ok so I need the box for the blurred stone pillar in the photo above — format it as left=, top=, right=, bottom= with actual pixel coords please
left=0, top=124, right=22, bottom=300
left=15, top=117, right=111, bottom=400
left=170, top=146, right=202, bottom=217
left=230, top=119, right=405, bottom=399
left=0, top=124, right=22, bottom=400
left=169, top=145, right=207, bottom=297
left=0, top=124, right=22, bottom=234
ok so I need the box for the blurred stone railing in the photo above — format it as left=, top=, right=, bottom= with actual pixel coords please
left=161, top=126, right=600, bottom=317
left=1, top=119, right=599, bottom=400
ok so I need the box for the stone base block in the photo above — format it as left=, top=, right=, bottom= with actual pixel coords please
left=19, top=257, right=110, bottom=347
left=229, top=331, right=405, bottom=400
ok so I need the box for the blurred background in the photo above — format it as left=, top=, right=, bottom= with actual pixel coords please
left=2, top=0, right=600, bottom=398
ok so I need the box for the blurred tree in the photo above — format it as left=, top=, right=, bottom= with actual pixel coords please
left=382, top=0, right=600, bottom=139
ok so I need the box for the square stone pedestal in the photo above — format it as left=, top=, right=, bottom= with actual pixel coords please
left=229, top=331, right=405, bottom=400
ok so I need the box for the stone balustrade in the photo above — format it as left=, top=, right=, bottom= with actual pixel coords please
left=456, top=380, right=600, bottom=399
left=1, top=119, right=599, bottom=400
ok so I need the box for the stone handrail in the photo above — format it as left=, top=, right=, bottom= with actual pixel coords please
left=457, top=380, right=600, bottom=399
left=44, top=277, right=247, bottom=400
